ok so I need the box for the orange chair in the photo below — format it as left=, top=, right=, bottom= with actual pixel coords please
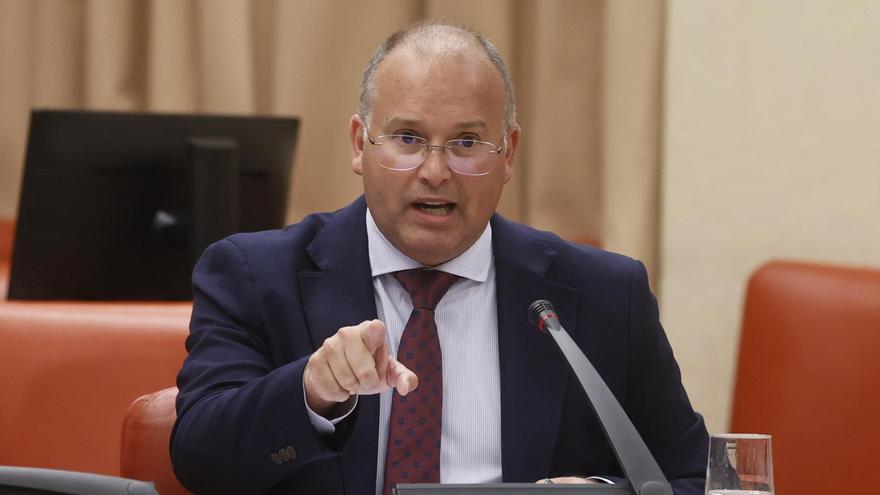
left=121, top=387, right=190, bottom=495
left=0, top=302, right=190, bottom=475
left=730, top=260, right=880, bottom=494
left=0, top=218, right=13, bottom=260
left=0, top=218, right=14, bottom=298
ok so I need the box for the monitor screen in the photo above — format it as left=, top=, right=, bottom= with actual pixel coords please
left=8, top=109, right=299, bottom=300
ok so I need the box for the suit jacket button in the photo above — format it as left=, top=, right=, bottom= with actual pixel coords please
left=279, top=447, right=291, bottom=462
left=284, top=446, right=297, bottom=461
left=270, top=452, right=282, bottom=465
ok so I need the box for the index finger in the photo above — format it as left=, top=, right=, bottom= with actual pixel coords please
left=360, top=319, right=388, bottom=354
left=360, top=319, right=390, bottom=383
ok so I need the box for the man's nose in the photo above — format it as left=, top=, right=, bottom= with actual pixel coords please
left=417, top=147, right=452, bottom=185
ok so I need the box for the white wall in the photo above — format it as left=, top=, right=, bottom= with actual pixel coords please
left=662, top=0, right=880, bottom=432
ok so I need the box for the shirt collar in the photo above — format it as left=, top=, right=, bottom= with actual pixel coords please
left=366, top=208, right=492, bottom=283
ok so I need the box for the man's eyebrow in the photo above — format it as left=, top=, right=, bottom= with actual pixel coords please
left=385, top=117, right=420, bottom=128
left=456, top=120, right=488, bottom=131
left=384, top=117, right=489, bottom=131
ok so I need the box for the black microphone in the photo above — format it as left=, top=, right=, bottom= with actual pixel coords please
left=528, top=300, right=673, bottom=495
left=528, top=299, right=562, bottom=332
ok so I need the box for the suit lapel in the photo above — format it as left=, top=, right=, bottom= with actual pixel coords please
left=297, top=197, right=380, bottom=494
left=492, top=215, right=580, bottom=482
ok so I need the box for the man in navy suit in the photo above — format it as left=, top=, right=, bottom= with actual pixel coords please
left=171, top=20, right=708, bottom=495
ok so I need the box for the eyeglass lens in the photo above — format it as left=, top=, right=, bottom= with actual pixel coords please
left=375, top=135, right=498, bottom=175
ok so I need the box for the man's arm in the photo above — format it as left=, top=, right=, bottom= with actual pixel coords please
left=172, top=238, right=416, bottom=494
left=171, top=239, right=346, bottom=494
left=542, top=259, right=706, bottom=494
left=622, top=261, right=709, bottom=495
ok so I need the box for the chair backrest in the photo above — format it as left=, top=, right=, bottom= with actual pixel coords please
left=0, top=218, right=14, bottom=298
left=121, top=387, right=190, bottom=495
left=731, top=260, right=880, bottom=494
left=0, top=302, right=190, bottom=475
left=0, top=218, right=13, bottom=264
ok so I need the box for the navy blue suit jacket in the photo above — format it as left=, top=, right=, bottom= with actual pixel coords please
left=171, top=196, right=708, bottom=494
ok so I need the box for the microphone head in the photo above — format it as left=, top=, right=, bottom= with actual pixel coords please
left=529, top=299, right=559, bottom=332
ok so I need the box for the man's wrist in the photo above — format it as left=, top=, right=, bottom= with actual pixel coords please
left=309, top=394, right=355, bottom=418
left=303, top=383, right=358, bottom=435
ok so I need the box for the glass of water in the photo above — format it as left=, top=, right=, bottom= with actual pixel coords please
left=706, top=433, right=774, bottom=495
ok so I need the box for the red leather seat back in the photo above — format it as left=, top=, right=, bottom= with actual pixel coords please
left=0, top=218, right=13, bottom=263
left=121, top=387, right=190, bottom=495
left=731, top=261, right=880, bottom=494
left=0, top=302, right=190, bottom=475
left=0, top=219, right=14, bottom=298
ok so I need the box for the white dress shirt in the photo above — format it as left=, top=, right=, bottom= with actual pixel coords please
left=306, top=209, right=503, bottom=494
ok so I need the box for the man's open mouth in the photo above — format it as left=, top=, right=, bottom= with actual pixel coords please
left=414, top=202, right=456, bottom=216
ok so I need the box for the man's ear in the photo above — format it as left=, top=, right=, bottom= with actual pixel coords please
left=350, top=114, right=366, bottom=176
left=502, top=125, right=521, bottom=183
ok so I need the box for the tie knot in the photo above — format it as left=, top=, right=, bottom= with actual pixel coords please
left=393, top=269, right=460, bottom=310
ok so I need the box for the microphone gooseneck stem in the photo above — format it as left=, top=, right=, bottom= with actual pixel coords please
left=529, top=300, right=673, bottom=495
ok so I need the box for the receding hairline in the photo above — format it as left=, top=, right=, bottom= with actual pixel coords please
left=358, top=20, right=517, bottom=130
left=394, top=23, right=485, bottom=57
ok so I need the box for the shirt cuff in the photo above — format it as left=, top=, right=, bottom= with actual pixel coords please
left=303, top=384, right=358, bottom=435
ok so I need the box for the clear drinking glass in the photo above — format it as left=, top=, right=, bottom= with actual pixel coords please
left=705, top=433, right=774, bottom=495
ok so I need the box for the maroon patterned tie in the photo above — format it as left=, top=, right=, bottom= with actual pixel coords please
left=383, top=269, right=460, bottom=495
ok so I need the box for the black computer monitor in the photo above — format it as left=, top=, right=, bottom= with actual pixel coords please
left=8, top=109, right=299, bottom=300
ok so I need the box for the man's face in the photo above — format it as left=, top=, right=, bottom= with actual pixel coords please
left=351, top=47, right=520, bottom=266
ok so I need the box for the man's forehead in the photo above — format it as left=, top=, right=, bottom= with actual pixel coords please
left=374, top=46, right=500, bottom=93
left=367, top=42, right=507, bottom=130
